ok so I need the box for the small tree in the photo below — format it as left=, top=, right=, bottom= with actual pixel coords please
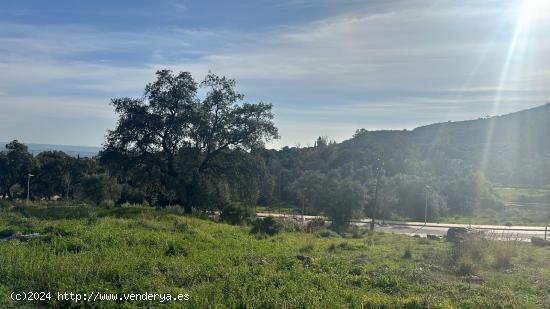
left=3, top=140, right=35, bottom=199
left=293, top=172, right=366, bottom=229
left=77, top=174, right=121, bottom=206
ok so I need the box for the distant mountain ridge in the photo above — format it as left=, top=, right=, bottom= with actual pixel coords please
left=0, top=142, right=100, bottom=157
left=1, top=103, right=549, bottom=185
left=345, top=103, right=550, bottom=186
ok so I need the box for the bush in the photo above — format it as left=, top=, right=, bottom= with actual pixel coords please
left=492, top=244, right=516, bottom=269
left=250, top=216, right=283, bottom=236
left=349, top=226, right=367, bottom=239
left=455, top=257, right=478, bottom=276
left=306, top=218, right=326, bottom=233
left=220, top=203, right=255, bottom=225
left=77, top=174, right=121, bottom=206
left=317, top=229, right=341, bottom=238
left=0, top=200, right=11, bottom=211
left=450, top=237, right=486, bottom=276
left=99, top=199, right=116, bottom=209
left=164, top=242, right=188, bottom=257
left=403, top=246, right=412, bottom=259
left=119, top=185, right=146, bottom=204
left=278, top=219, right=304, bottom=232
left=450, top=238, right=487, bottom=264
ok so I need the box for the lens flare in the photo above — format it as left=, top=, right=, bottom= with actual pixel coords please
left=480, top=0, right=549, bottom=172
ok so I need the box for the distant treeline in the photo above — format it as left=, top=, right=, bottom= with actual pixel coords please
left=6, top=70, right=547, bottom=226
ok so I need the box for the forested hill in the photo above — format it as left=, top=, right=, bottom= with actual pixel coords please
left=411, top=102, right=550, bottom=150
left=343, top=103, right=550, bottom=186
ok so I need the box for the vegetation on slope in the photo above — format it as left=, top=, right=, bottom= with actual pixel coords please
left=1, top=204, right=550, bottom=308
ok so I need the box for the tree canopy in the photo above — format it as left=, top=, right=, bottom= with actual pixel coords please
left=102, top=70, right=278, bottom=213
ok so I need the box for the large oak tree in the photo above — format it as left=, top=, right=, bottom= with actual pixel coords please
left=102, top=70, right=278, bottom=213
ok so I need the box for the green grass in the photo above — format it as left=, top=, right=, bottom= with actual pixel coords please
left=1, top=205, right=550, bottom=308
left=493, top=187, right=550, bottom=204
left=441, top=207, right=550, bottom=226
left=438, top=186, right=550, bottom=226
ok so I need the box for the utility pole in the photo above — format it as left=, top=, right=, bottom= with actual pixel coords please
left=370, top=156, right=384, bottom=231
left=424, top=185, right=431, bottom=225
left=26, top=173, right=34, bottom=204
left=301, top=194, right=305, bottom=225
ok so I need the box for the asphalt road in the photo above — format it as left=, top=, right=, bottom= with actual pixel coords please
left=256, top=212, right=548, bottom=241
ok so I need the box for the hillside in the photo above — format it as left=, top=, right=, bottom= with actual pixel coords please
left=345, top=103, right=550, bottom=186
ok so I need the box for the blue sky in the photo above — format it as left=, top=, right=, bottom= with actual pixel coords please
left=1, top=0, right=549, bottom=148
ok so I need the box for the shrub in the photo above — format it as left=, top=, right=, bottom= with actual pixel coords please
left=337, top=241, right=355, bottom=250
left=492, top=244, right=516, bottom=269
left=0, top=229, right=15, bottom=239
left=119, top=185, right=146, bottom=204
left=403, top=246, right=412, bottom=259
left=451, top=238, right=487, bottom=263
left=317, top=229, right=341, bottom=238
left=77, top=174, right=121, bottom=206
left=278, top=219, right=304, bottom=232
left=455, top=257, right=478, bottom=276
left=99, top=199, right=116, bottom=209
left=165, top=242, right=188, bottom=257
left=299, top=244, right=315, bottom=253
left=306, top=218, right=326, bottom=233
left=220, top=203, right=255, bottom=225
left=450, top=237, right=486, bottom=275
left=350, top=226, right=367, bottom=239
left=250, top=216, right=282, bottom=236
left=0, top=200, right=10, bottom=209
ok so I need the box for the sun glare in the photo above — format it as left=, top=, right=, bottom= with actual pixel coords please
left=480, top=0, right=549, bottom=172
left=521, top=0, right=550, bottom=20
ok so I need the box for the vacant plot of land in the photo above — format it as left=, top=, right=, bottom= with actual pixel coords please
left=1, top=205, right=550, bottom=308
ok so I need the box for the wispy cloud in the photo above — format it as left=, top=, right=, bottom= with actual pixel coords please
left=1, top=0, right=549, bottom=147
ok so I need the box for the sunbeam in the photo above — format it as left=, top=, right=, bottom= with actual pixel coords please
left=480, top=0, right=550, bottom=172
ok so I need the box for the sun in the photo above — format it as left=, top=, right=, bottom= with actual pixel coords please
left=480, top=0, right=549, bottom=173
left=520, top=0, right=550, bottom=22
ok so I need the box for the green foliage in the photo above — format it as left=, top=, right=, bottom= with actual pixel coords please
left=306, top=217, right=326, bottom=233
left=0, top=205, right=546, bottom=308
left=277, top=218, right=304, bottom=232
left=292, top=171, right=366, bottom=228
left=402, top=246, right=412, bottom=259
left=76, top=174, right=121, bottom=206
left=317, top=229, right=341, bottom=238
left=250, top=216, right=282, bottom=236
left=455, top=257, right=478, bottom=276
left=219, top=203, right=255, bottom=225
left=101, top=70, right=278, bottom=213
left=1, top=140, right=35, bottom=199
left=491, top=243, right=516, bottom=270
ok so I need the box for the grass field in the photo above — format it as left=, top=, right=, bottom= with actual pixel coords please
left=493, top=187, right=550, bottom=204
left=441, top=207, right=549, bottom=226
left=439, top=187, right=550, bottom=226
left=1, top=204, right=550, bottom=308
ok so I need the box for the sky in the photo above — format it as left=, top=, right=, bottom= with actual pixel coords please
left=0, top=0, right=549, bottom=148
